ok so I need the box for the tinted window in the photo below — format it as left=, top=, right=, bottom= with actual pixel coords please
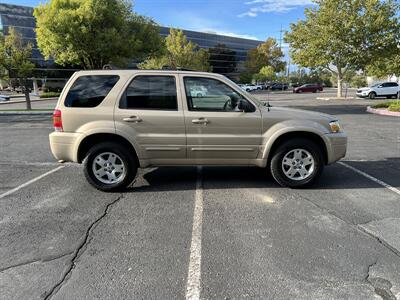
left=388, top=82, right=398, bottom=87
left=120, top=76, right=177, bottom=110
left=184, top=77, right=252, bottom=112
left=65, top=75, right=119, bottom=108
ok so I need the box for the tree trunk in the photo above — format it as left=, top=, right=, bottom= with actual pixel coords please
left=24, top=85, right=31, bottom=110
left=337, top=76, right=343, bottom=98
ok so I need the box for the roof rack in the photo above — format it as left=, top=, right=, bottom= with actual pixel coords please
left=161, top=65, right=195, bottom=71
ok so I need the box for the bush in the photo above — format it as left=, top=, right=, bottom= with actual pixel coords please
left=371, top=102, right=392, bottom=109
left=40, top=92, right=61, bottom=98
left=388, top=101, right=400, bottom=112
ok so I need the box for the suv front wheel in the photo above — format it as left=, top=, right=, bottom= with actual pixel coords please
left=83, top=142, right=137, bottom=192
left=270, top=138, right=324, bottom=188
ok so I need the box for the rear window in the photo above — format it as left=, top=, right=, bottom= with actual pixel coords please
left=119, top=75, right=177, bottom=110
left=64, top=75, right=120, bottom=108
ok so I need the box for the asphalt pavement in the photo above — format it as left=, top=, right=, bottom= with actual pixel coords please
left=0, top=89, right=399, bottom=300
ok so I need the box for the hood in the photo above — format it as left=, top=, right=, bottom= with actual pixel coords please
left=358, top=87, right=371, bottom=91
left=261, top=105, right=335, bottom=122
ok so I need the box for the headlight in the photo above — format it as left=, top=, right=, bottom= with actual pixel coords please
left=329, top=121, right=341, bottom=133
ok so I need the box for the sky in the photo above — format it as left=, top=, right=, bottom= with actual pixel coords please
left=1, top=0, right=313, bottom=42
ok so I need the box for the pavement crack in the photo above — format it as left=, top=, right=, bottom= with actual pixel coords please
left=0, top=252, right=74, bottom=273
left=297, top=194, right=400, bottom=260
left=43, top=194, right=124, bottom=300
left=365, top=259, right=397, bottom=300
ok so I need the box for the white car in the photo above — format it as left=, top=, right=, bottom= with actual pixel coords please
left=190, top=86, right=207, bottom=97
left=239, top=84, right=257, bottom=92
left=356, top=82, right=399, bottom=99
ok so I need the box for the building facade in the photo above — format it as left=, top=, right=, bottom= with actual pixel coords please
left=0, top=3, right=262, bottom=86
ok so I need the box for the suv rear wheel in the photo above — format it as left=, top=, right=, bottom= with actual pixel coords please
left=83, top=142, right=137, bottom=192
left=270, top=138, right=324, bottom=188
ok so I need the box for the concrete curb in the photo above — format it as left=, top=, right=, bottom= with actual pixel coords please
left=0, top=97, right=58, bottom=105
left=316, top=97, right=355, bottom=101
left=0, top=111, right=53, bottom=116
left=366, top=106, right=400, bottom=117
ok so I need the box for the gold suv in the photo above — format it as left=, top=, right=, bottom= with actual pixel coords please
left=49, top=70, right=347, bottom=191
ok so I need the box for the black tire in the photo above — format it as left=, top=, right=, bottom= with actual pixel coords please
left=270, top=138, right=324, bottom=188
left=83, top=142, right=138, bottom=192
left=369, top=92, right=376, bottom=99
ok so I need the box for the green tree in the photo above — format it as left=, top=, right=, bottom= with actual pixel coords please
left=254, top=65, right=276, bottom=82
left=285, top=0, right=399, bottom=98
left=366, top=52, right=400, bottom=79
left=0, top=27, right=34, bottom=109
left=245, top=38, right=285, bottom=74
left=140, top=29, right=211, bottom=71
left=208, top=44, right=237, bottom=74
left=34, top=0, right=163, bottom=69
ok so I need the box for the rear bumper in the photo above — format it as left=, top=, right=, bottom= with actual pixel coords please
left=324, top=132, right=347, bottom=164
left=49, top=132, right=82, bottom=162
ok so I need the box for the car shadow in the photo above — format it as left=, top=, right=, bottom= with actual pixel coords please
left=125, top=159, right=400, bottom=192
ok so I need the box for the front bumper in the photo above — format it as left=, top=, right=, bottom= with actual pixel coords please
left=324, top=132, right=347, bottom=164
left=49, top=132, right=83, bottom=162
left=356, top=92, right=369, bottom=98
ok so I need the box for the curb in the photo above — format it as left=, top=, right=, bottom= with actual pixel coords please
left=0, top=111, right=53, bottom=116
left=0, top=97, right=58, bottom=105
left=316, top=97, right=355, bottom=101
left=366, top=106, right=400, bottom=117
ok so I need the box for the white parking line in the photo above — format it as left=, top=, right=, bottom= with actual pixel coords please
left=0, top=166, right=65, bottom=199
left=186, top=166, right=203, bottom=300
left=339, top=162, right=400, bottom=196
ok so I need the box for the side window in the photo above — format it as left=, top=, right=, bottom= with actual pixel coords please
left=120, top=76, right=177, bottom=110
left=389, top=82, right=398, bottom=87
left=64, top=75, right=119, bottom=108
left=184, top=77, right=252, bottom=112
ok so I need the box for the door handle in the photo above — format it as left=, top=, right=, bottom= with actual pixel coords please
left=123, top=116, right=142, bottom=123
left=192, top=118, right=209, bottom=125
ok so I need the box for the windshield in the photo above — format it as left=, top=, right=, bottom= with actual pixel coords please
left=371, top=83, right=381, bottom=87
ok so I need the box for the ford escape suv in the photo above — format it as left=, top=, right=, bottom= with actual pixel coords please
left=49, top=70, right=347, bottom=191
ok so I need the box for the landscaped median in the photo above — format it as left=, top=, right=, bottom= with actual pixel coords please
left=367, top=100, right=400, bottom=117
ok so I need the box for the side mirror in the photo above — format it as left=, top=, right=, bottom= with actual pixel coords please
left=238, top=99, right=254, bottom=112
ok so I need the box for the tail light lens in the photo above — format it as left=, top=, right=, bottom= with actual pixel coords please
left=53, top=109, right=63, bottom=132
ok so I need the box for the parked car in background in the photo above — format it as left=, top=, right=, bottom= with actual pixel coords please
left=190, top=86, right=207, bottom=97
left=239, top=84, right=257, bottom=92
left=270, top=83, right=289, bottom=91
left=293, top=84, right=323, bottom=93
left=49, top=69, right=347, bottom=191
left=356, top=82, right=399, bottom=99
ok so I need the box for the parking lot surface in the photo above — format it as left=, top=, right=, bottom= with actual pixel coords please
left=1, top=90, right=399, bottom=299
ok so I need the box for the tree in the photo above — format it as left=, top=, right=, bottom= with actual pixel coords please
left=0, top=27, right=34, bottom=109
left=34, top=0, right=163, bottom=69
left=139, top=29, right=211, bottom=71
left=254, top=65, right=276, bottom=82
left=366, top=52, right=400, bottom=79
left=245, top=38, right=285, bottom=74
left=285, top=0, right=400, bottom=98
left=208, top=44, right=237, bottom=74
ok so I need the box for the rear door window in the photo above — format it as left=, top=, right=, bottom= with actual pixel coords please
left=64, top=75, right=120, bottom=108
left=119, top=76, right=177, bottom=110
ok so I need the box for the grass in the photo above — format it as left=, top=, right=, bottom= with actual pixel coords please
left=371, top=100, right=400, bottom=112
left=40, top=92, right=61, bottom=98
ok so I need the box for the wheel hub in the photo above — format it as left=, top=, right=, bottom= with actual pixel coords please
left=282, top=149, right=315, bottom=181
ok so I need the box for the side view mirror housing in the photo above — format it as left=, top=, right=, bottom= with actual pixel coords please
left=238, top=99, right=255, bottom=112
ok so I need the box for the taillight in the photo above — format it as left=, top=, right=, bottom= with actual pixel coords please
left=53, top=109, right=63, bottom=132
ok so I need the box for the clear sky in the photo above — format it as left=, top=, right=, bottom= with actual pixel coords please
left=1, top=0, right=313, bottom=42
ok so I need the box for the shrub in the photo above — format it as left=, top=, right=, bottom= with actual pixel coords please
left=40, top=92, right=61, bottom=98
left=371, top=102, right=392, bottom=109
left=388, top=101, right=400, bottom=112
